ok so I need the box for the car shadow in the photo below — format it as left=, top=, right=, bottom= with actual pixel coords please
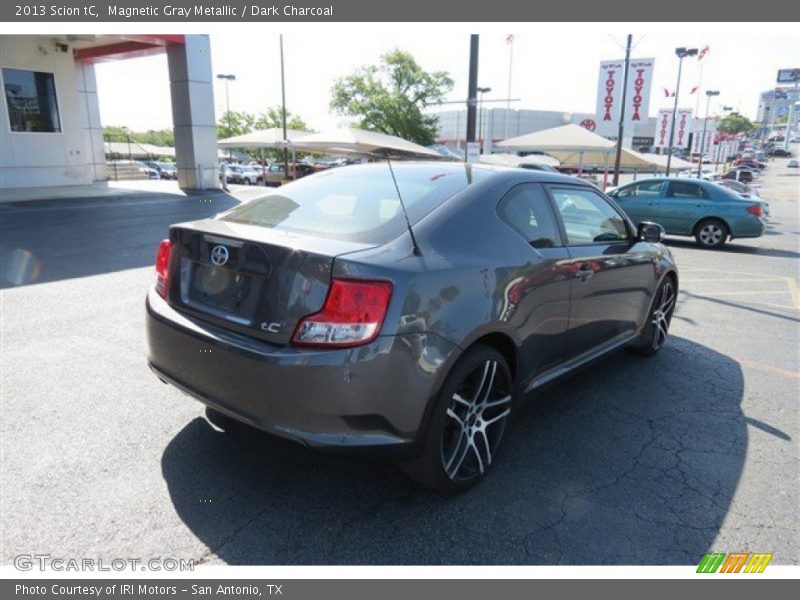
left=664, top=238, right=800, bottom=259
left=0, top=191, right=239, bottom=289
left=161, top=335, right=747, bottom=565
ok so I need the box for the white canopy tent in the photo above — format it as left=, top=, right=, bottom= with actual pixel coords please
left=217, top=128, right=313, bottom=181
left=479, top=153, right=560, bottom=168
left=496, top=123, right=616, bottom=174
left=290, top=127, right=442, bottom=158
left=216, top=127, right=310, bottom=149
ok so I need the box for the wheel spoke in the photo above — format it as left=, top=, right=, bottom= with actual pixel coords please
left=482, top=394, right=512, bottom=409
left=471, top=438, right=485, bottom=474
left=475, top=429, right=492, bottom=470
left=452, top=393, right=471, bottom=409
left=482, top=407, right=511, bottom=426
left=445, top=431, right=469, bottom=479
left=446, top=407, right=465, bottom=427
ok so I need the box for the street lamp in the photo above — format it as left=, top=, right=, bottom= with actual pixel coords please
left=697, top=90, right=720, bottom=177
left=665, top=46, right=698, bottom=176
left=216, top=74, right=236, bottom=159
left=477, top=86, right=491, bottom=152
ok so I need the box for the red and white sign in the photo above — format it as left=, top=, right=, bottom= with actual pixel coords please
left=653, top=107, right=693, bottom=149
left=674, top=108, right=693, bottom=148
left=625, top=58, right=655, bottom=124
left=691, top=118, right=717, bottom=155
left=580, top=118, right=596, bottom=131
left=654, top=108, right=672, bottom=148
left=595, top=60, right=624, bottom=136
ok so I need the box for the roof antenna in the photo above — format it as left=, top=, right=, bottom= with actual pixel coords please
left=384, top=152, right=422, bottom=256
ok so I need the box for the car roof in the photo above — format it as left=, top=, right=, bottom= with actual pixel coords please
left=332, top=160, right=590, bottom=187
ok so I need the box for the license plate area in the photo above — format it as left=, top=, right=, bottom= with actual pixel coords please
left=180, top=259, right=264, bottom=325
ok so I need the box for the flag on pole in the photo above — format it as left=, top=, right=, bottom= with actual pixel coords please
left=506, top=34, right=514, bottom=44
left=664, top=88, right=675, bottom=98
left=698, top=45, right=710, bottom=61
left=690, top=86, right=699, bottom=95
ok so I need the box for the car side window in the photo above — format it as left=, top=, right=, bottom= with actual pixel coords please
left=498, top=183, right=561, bottom=249
left=617, top=180, right=663, bottom=198
left=666, top=181, right=708, bottom=199
left=549, top=187, right=630, bottom=245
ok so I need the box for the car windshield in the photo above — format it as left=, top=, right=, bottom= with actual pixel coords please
left=219, top=163, right=492, bottom=243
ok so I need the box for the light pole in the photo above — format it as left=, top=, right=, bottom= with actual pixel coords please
left=477, top=86, right=491, bottom=154
left=697, top=90, right=720, bottom=177
left=665, top=46, right=698, bottom=177
left=216, top=73, right=236, bottom=160
left=122, top=126, right=132, bottom=161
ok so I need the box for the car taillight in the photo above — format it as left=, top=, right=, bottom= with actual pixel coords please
left=746, top=204, right=763, bottom=217
left=292, top=279, right=393, bottom=348
left=155, top=239, right=172, bottom=298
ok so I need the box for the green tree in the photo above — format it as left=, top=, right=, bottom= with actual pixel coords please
left=216, top=110, right=256, bottom=140
left=330, top=49, right=453, bottom=146
left=718, top=112, right=756, bottom=135
left=253, top=106, right=312, bottom=162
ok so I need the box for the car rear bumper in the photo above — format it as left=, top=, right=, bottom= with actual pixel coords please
left=730, top=215, right=766, bottom=239
left=146, top=288, right=458, bottom=456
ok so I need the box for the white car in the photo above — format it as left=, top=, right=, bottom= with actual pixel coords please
left=788, top=159, right=799, bottom=168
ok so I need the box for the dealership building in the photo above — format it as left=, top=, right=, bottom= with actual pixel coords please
left=0, top=34, right=218, bottom=192
left=432, top=107, right=658, bottom=154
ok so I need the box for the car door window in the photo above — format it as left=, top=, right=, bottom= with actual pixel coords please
left=498, top=184, right=561, bottom=249
left=550, top=187, right=630, bottom=245
left=666, top=181, right=708, bottom=199
left=616, top=180, right=663, bottom=198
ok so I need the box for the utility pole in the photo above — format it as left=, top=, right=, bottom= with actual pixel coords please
left=465, top=35, right=479, bottom=162
left=216, top=73, right=236, bottom=160
left=612, top=34, right=632, bottom=187
left=279, top=34, right=289, bottom=178
left=784, top=83, right=798, bottom=152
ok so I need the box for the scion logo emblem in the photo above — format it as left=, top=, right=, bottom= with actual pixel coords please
left=210, top=245, right=229, bottom=266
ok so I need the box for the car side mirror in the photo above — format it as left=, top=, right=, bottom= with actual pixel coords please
left=638, top=221, right=665, bottom=243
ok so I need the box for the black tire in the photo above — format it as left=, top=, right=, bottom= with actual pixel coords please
left=204, top=406, right=248, bottom=433
left=630, top=276, right=676, bottom=357
left=401, top=345, right=513, bottom=494
left=694, top=218, right=729, bottom=249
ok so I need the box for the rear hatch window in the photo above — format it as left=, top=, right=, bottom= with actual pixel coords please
left=218, top=162, right=491, bottom=244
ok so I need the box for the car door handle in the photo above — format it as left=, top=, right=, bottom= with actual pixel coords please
left=575, top=263, right=594, bottom=281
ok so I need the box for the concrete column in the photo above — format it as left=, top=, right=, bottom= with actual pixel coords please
left=167, top=35, right=218, bottom=190
left=75, top=61, right=106, bottom=182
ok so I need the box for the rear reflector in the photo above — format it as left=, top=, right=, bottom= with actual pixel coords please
left=155, top=239, right=172, bottom=298
left=292, top=279, right=393, bottom=348
left=746, top=204, right=763, bottom=217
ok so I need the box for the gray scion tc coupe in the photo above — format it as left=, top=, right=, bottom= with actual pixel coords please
left=147, top=162, right=678, bottom=493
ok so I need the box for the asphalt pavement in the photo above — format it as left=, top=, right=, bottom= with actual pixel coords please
left=1, top=163, right=797, bottom=566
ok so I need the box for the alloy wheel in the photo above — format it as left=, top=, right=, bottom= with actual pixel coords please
left=651, top=280, right=675, bottom=350
left=698, top=223, right=724, bottom=247
left=441, top=360, right=511, bottom=483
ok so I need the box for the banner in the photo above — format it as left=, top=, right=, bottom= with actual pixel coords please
left=625, top=58, right=655, bottom=124
left=674, top=108, right=693, bottom=148
left=595, top=60, right=625, bottom=136
left=653, top=108, right=693, bottom=148
left=691, top=118, right=717, bottom=155
left=654, top=108, right=673, bottom=148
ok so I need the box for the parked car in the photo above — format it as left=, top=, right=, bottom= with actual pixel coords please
left=677, top=168, right=719, bottom=181
left=788, top=159, right=799, bottom=168
left=156, top=162, right=177, bottom=180
left=225, top=165, right=261, bottom=185
left=714, top=180, right=769, bottom=220
left=768, top=148, right=792, bottom=158
left=146, top=162, right=678, bottom=493
left=262, top=162, right=316, bottom=186
left=607, top=177, right=766, bottom=249
left=135, top=161, right=159, bottom=179
left=722, top=168, right=755, bottom=184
